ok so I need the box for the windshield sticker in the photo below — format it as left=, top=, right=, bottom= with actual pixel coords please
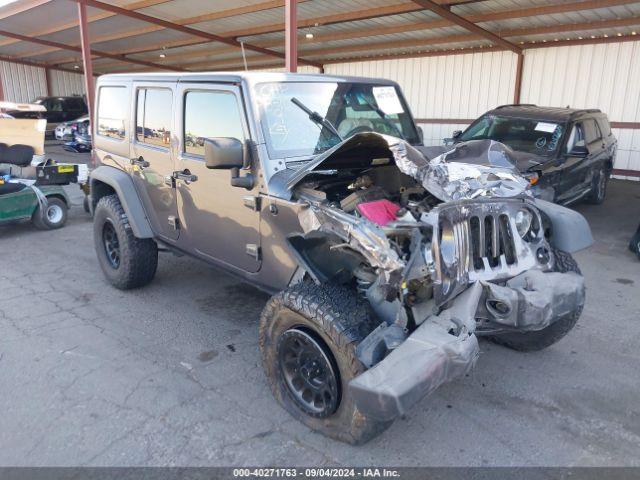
left=372, top=86, right=403, bottom=115
left=535, top=122, right=558, bottom=133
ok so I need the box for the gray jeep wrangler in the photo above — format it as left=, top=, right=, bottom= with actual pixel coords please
left=90, top=72, right=592, bottom=444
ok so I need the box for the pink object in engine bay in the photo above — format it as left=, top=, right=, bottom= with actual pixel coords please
left=356, top=199, right=401, bottom=226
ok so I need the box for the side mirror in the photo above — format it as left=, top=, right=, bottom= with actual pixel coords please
left=417, top=126, right=424, bottom=144
left=204, top=137, right=245, bottom=169
left=452, top=130, right=463, bottom=139
left=568, top=145, right=589, bottom=157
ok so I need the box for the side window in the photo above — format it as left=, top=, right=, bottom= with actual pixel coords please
left=183, top=90, right=245, bottom=156
left=97, top=86, right=128, bottom=140
left=136, top=88, right=172, bottom=148
left=565, top=123, right=585, bottom=153
left=583, top=119, right=599, bottom=144
left=47, top=99, right=63, bottom=112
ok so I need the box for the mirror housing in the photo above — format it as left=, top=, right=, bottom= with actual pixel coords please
left=204, top=137, right=245, bottom=169
left=452, top=129, right=463, bottom=139
left=417, top=126, right=424, bottom=144
left=568, top=145, right=589, bottom=157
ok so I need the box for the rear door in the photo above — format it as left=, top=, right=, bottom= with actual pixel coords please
left=130, top=83, right=179, bottom=241
left=174, top=83, right=261, bottom=273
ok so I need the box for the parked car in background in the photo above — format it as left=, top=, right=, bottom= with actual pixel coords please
left=55, top=115, right=90, bottom=141
left=449, top=105, right=617, bottom=206
left=6, top=96, right=87, bottom=137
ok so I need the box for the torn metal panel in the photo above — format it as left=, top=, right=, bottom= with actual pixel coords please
left=349, top=285, right=482, bottom=421
left=479, top=270, right=585, bottom=332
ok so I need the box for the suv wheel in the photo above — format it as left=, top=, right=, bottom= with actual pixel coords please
left=487, top=250, right=583, bottom=352
left=32, top=197, right=68, bottom=230
left=586, top=168, right=608, bottom=204
left=259, top=282, right=391, bottom=444
left=93, top=194, right=158, bottom=290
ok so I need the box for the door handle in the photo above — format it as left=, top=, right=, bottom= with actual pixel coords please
left=173, top=170, right=198, bottom=184
left=130, top=156, right=150, bottom=168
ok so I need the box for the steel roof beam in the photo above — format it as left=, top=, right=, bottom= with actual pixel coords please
left=0, top=28, right=185, bottom=72
left=70, top=0, right=322, bottom=68
left=410, top=0, right=521, bottom=53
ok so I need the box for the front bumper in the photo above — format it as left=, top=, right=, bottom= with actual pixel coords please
left=349, top=271, right=584, bottom=421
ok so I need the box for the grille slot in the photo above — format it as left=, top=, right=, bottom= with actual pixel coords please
left=469, top=214, right=517, bottom=272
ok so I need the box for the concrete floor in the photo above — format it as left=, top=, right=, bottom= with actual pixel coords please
left=1, top=144, right=639, bottom=466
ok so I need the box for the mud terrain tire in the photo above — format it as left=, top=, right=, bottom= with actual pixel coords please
left=259, top=282, right=391, bottom=444
left=488, top=250, right=583, bottom=352
left=93, top=194, right=158, bottom=290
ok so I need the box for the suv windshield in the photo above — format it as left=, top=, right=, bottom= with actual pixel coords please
left=459, top=115, right=565, bottom=156
left=254, top=82, right=420, bottom=158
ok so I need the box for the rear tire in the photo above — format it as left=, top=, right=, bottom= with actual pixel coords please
left=488, top=250, right=583, bottom=352
left=259, top=282, right=391, bottom=444
left=586, top=167, right=608, bottom=204
left=93, top=194, right=158, bottom=290
left=32, top=197, right=68, bottom=230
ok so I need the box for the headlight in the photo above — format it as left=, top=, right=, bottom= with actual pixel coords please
left=515, top=208, right=533, bottom=238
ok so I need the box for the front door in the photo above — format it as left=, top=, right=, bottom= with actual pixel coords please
left=130, top=83, right=179, bottom=241
left=175, top=83, right=261, bottom=273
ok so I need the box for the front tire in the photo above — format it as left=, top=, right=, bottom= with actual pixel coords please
left=488, top=250, right=583, bottom=352
left=93, top=194, right=158, bottom=290
left=259, top=283, right=391, bottom=444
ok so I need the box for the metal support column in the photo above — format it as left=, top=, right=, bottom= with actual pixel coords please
left=513, top=52, right=524, bottom=104
left=285, top=0, right=297, bottom=72
left=77, top=1, right=95, bottom=129
left=45, top=68, right=52, bottom=96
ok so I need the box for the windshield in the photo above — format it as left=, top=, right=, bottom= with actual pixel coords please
left=254, top=81, right=420, bottom=158
left=459, top=115, right=565, bottom=156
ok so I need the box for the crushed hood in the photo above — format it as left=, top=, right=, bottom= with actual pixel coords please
left=287, top=133, right=531, bottom=202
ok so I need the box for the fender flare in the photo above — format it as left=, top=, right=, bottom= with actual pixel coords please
left=534, top=199, right=594, bottom=253
left=90, top=165, right=154, bottom=238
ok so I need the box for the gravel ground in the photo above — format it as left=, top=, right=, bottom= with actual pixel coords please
left=1, top=145, right=639, bottom=466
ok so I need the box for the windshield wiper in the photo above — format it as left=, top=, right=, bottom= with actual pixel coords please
left=291, top=97, right=343, bottom=142
left=359, top=96, right=406, bottom=140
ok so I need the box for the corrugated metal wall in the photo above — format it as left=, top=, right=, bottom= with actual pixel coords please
left=48, top=70, right=85, bottom=97
left=0, top=60, right=47, bottom=102
left=521, top=42, right=640, bottom=178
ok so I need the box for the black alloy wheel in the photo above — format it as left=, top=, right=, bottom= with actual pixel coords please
left=277, top=327, right=340, bottom=418
left=102, top=219, right=121, bottom=269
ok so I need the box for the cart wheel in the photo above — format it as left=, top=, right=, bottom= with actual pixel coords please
left=33, top=197, right=68, bottom=230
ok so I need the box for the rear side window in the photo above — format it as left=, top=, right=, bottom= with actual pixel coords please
left=97, top=86, right=128, bottom=140
left=583, top=119, right=601, bottom=144
left=183, top=90, right=245, bottom=156
left=136, top=88, right=173, bottom=148
left=65, top=97, right=86, bottom=111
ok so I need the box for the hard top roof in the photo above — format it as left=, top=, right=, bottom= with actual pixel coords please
left=487, top=104, right=603, bottom=122
left=96, top=71, right=400, bottom=87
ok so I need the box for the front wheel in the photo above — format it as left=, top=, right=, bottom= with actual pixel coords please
left=93, top=194, right=158, bottom=290
left=488, top=250, right=583, bottom=352
left=259, top=283, right=391, bottom=444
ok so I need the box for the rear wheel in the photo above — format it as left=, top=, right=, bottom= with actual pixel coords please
left=93, top=194, right=158, bottom=290
left=32, top=197, right=68, bottom=230
left=488, top=250, right=583, bottom=352
left=259, top=282, right=391, bottom=444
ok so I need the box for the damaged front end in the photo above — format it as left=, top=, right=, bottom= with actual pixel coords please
left=285, top=133, right=590, bottom=421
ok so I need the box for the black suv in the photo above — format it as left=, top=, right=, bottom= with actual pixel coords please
left=7, top=96, right=87, bottom=137
left=451, top=105, right=617, bottom=205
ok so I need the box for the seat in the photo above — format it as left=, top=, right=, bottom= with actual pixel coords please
left=0, top=144, right=34, bottom=167
left=0, top=181, right=27, bottom=195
